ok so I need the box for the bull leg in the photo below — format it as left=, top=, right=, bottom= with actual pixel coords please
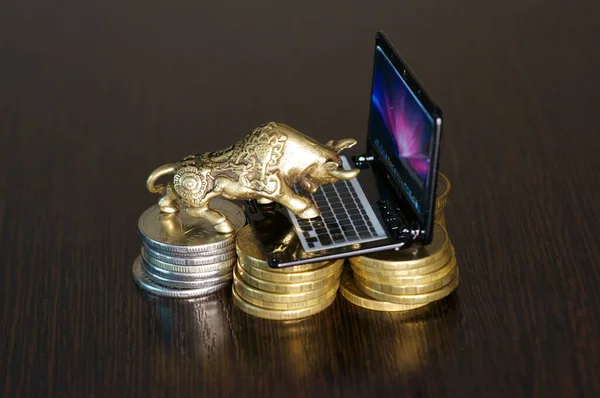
left=296, top=203, right=320, bottom=219
left=275, top=183, right=320, bottom=219
left=158, top=184, right=179, bottom=213
left=186, top=206, right=235, bottom=234
left=184, top=189, right=235, bottom=234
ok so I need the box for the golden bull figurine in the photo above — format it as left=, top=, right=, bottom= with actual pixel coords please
left=146, top=122, right=360, bottom=233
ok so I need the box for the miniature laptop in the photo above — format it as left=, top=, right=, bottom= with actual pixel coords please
left=244, top=31, right=443, bottom=268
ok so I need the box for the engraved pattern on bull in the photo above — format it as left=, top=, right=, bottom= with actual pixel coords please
left=173, top=166, right=209, bottom=206
left=146, top=122, right=360, bottom=233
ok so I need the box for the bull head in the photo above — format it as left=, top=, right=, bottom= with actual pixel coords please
left=323, top=159, right=360, bottom=180
left=299, top=139, right=360, bottom=193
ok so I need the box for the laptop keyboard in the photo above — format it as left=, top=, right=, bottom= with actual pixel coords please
left=288, top=156, right=387, bottom=252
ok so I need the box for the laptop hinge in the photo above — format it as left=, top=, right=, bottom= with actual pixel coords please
left=404, top=221, right=422, bottom=240
left=394, top=222, right=422, bottom=247
left=351, top=152, right=375, bottom=168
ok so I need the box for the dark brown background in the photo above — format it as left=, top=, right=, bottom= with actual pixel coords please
left=1, top=0, right=599, bottom=396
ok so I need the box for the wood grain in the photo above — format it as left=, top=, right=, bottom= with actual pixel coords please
left=1, top=0, right=599, bottom=396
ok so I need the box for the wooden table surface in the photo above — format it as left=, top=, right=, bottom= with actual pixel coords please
left=1, top=0, right=599, bottom=396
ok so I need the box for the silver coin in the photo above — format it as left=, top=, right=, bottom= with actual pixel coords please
left=142, top=241, right=235, bottom=258
left=138, top=198, right=246, bottom=254
left=132, top=256, right=230, bottom=298
left=142, top=256, right=233, bottom=281
left=141, top=246, right=237, bottom=273
left=142, top=246, right=236, bottom=273
left=142, top=260, right=233, bottom=289
left=141, top=243, right=236, bottom=265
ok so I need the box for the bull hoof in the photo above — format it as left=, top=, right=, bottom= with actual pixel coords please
left=214, top=219, right=235, bottom=234
left=297, top=206, right=320, bottom=219
left=257, top=198, right=274, bottom=205
left=159, top=203, right=179, bottom=214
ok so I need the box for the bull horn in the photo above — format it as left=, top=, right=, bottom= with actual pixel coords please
left=328, top=167, right=360, bottom=180
left=327, top=138, right=358, bottom=153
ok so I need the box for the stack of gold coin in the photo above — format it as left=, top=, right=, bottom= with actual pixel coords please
left=434, top=172, right=451, bottom=228
left=342, top=221, right=458, bottom=312
left=232, top=225, right=343, bottom=320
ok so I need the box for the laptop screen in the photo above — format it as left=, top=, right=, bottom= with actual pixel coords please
left=368, top=45, right=436, bottom=217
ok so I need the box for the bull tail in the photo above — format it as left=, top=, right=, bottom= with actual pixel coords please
left=146, top=163, right=177, bottom=193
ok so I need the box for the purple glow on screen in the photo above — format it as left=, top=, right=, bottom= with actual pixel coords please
left=373, top=95, right=430, bottom=178
left=371, top=47, right=433, bottom=181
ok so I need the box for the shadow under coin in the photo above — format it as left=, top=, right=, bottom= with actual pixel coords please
left=336, top=291, right=461, bottom=377
left=226, top=288, right=337, bottom=384
left=142, top=289, right=233, bottom=358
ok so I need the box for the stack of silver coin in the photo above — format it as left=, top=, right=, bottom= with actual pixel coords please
left=132, top=198, right=246, bottom=298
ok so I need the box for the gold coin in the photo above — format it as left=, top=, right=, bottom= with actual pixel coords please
left=436, top=172, right=450, bottom=210
left=232, top=266, right=339, bottom=303
left=235, top=225, right=329, bottom=273
left=354, top=257, right=457, bottom=295
left=236, top=262, right=342, bottom=294
left=239, top=256, right=343, bottom=283
left=232, top=285, right=337, bottom=320
left=351, top=246, right=455, bottom=283
left=434, top=210, right=446, bottom=228
left=356, top=268, right=459, bottom=305
left=339, top=269, right=426, bottom=312
left=234, top=281, right=338, bottom=310
left=351, top=244, right=454, bottom=278
left=349, top=222, right=449, bottom=270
